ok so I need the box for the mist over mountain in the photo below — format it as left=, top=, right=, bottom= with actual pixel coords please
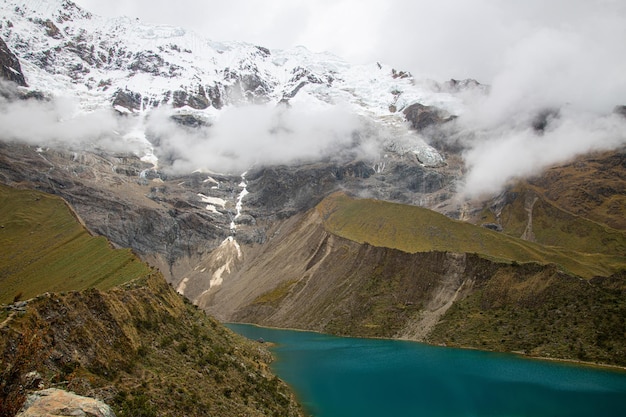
left=2, top=0, right=624, bottom=202
left=1, top=0, right=626, bottom=394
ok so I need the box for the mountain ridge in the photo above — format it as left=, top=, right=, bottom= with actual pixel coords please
left=200, top=194, right=626, bottom=366
left=0, top=0, right=625, bottom=372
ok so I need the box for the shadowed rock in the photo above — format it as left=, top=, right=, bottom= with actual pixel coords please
left=403, top=103, right=455, bottom=132
left=0, top=37, right=27, bottom=87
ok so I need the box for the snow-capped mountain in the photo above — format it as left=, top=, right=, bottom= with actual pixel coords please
left=0, top=0, right=475, bottom=168
left=0, top=0, right=476, bottom=263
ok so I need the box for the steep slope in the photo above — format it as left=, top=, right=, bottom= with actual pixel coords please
left=527, top=150, right=626, bottom=231
left=1, top=274, right=303, bottom=417
left=318, top=193, right=625, bottom=278
left=201, top=193, right=626, bottom=366
left=469, top=150, right=626, bottom=254
left=475, top=183, right=625, bottom=255
left=0, top=185, right=303, bottom=417
left=0, top=183, right=151, bottom=304
left=0, top=38, right=26, bottom=87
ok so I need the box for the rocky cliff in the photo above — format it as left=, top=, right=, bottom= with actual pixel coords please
left=0, top=37, right=26, bottom=87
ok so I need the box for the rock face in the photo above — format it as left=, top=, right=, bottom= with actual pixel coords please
left=531, top=107, right=560, bottom=133
left=614, top=105, right=626, bottom=119
left=403, top=103, right=456, bottom=132
left=0, top=139, right=461, bottom=274
left=440, top=78, right=488, bottom=93
left=0, top=37, right=27, bottom=86
left=18, top=389, right=116, bottom=417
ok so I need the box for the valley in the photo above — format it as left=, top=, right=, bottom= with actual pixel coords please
left=0, top=0, right=626, bottom=415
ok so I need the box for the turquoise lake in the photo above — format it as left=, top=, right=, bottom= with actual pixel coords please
left=226, top=323, right=626, bottom=417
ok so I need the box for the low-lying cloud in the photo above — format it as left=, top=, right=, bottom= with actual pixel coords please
left=147, top=101, right=367, bottom=174
left=0, top=93, right=120, bottom=149
left=0, top=86, right=373, bottom=174
left=457, top=108, right=626, bottom=199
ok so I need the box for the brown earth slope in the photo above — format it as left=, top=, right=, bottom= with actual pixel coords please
left=200, top=193, right=626, bottom=367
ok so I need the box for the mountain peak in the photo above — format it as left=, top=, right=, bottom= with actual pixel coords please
left=1, top=0, right=463, bottom=117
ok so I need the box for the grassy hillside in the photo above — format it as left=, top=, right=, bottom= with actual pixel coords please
left=1, top=274, right=303, bottom=417
left=528, top=151, right=626, bottom=231
left=317, top=192, right=626, bottom=279
left=474, top=184, right=626, bottom=256
left=0, top=184, right=150, bottom=304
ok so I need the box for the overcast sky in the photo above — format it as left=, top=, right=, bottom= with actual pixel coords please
left=76, top=0, right=626, bottom=85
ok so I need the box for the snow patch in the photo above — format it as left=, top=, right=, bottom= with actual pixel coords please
left=203, top=176, right=220, bottom=189
left=205, top=205, right=221, bottom=215
left=198, top=193, right=226, bottom=208
left=230, top=171, right=249, bottom=232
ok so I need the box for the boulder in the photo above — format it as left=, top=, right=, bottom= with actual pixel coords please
left=17, top=388, right=116, bottom=417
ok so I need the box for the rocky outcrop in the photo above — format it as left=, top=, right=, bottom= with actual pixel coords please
left=18, top=389, right=116, bottom=417
left=531, top=107, right=560, bottom=133
left=281, top=66, right=332, bottom=100
left=441, top=78, right=488, bottom=93
left=403, top=103, right=456, bottom=132
left=111, top=89, right=142, bottom=112
left=172, top=85, right=210, bottom=109
left=0, top=37, right=27, bottom=86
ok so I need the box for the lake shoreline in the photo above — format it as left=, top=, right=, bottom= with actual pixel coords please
left=226, top=322, right=626, bottom=417
left=225, top=321, right=626, bottom=373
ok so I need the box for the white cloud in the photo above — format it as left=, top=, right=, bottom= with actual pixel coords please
left=458, top=109, right=626, bottom=199
left=0, top=92, right=121, bottom=148
left=148, top=102, right=366, bottom=174
left=14, top=1, right=626, bottom=198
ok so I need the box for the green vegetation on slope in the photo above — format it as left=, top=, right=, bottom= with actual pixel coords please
left=528, top=151, right=626, bottom=231
left=0, top=184, right=151, bottom=304
left=428, top=268, right=626, bottom=366
left=1, top=274, right=303, bottom=417
left=476, top=184, right=626, bottom=256
left=317, top=192, right=626, bottom=278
